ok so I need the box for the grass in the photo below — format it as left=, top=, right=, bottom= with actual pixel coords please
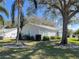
left=68, top=38, right=79, bottom=45
left=0, top=38, right=15, bottom=43
left=0, top=38, right=79, bottom=59
left=0, top=38, right=15, bottom=47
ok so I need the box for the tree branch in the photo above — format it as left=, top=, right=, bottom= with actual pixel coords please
left=58, top=0, right=63, bottom=9
left=67, top=0, right=76, bottom=8
left=63, top=0, right=66, bottom=5
left=51, top=4, right=64, bottom=17
left=69, top=10, right=79, bottom=19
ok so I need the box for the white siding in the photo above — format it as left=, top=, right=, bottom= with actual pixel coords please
left=21, top=24, right=56, bottom=37
left=1, top=24, right=57, bottom=39
left=3, top=28, right=17, bottom=39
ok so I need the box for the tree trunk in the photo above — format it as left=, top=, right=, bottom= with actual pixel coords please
left=16, top=6, right=21, bottom=44
left=60, top=17, right=68, bottom=45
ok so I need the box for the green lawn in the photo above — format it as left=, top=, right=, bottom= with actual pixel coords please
left=68, top=38, right=79, bottom=45
left=0, top=38, right=79, bottom=59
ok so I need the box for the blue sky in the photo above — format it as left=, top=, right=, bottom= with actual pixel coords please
left=0, top=0, right=79, bottom=31
left=0, top=0, right=44, bottom=20
left=2, top=0, right=27, bottom=20
left=0, top=0, right=14, bottom=20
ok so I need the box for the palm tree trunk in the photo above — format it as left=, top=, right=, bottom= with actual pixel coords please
left=60, top=17, right=68, bottom=45
left=16, top=6, right=21, bottom=44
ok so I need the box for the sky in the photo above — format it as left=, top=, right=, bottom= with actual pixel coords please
left=2, top=0, right=28, bottom=20
left=0, top=0, right=14, bottom=20
left=0, top=0, right=79, bottom=31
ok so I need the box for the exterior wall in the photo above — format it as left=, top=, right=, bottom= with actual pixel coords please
left=3, top=28, right=17, bottom=39
left=0, top=24, right=56, bottom=39
left=21, top=24, right=56, bottom=37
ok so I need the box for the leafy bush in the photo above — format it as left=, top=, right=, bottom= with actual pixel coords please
left=56, top=36, right=61, bottom=39
left=35, top=34, right=41, bottom=41
left=51, top=36, right=55, bottom=39
left=43, top=36, right=49, bottom=41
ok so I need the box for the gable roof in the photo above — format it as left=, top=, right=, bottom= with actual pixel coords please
left=24, top=16, right=55, bottom=27
left=29, top=23, right=57, bottom=31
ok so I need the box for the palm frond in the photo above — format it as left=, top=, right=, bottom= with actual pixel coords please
left=0, top=6, right=8, bottom=17
left=0, top=0, right=3, bottom=3
left=21, top=0, right=24, bottom=7
left=33, top=0, right=37, bottom=9
left=0, top=15, right=4, bottom=25
left=11, top=0, right=16, bottom=24
left=11, top=0, right=24, bottom=24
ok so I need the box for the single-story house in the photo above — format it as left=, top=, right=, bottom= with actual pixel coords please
left=20, top=16, right=57, bottom=39
left=2, top=23, right=57, bottom=39
left=21, top=23, right=57, bottom=39
left=1, top=16, right=57, bottom=39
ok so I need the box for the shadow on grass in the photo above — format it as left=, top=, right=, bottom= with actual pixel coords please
left=19, top=41, right=79, bottom=59
left=0, top=41, right=79, bottom=59
left=0, top=48, right=31, bottom=59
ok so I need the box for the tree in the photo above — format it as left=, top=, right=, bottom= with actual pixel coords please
left=36, top=0, right=79, bottom=45
left=11, top=0, right=37, bottom=42
left=0, top=1, right=8, bottom=26
left=74, top=29, right=79, bottom=40
left=0, top=6, right=8, bottom=17
left=67, top=29, right=73, bottom=37
left=74, top=29, right=79, bottom=35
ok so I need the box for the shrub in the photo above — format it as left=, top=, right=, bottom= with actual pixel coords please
left=51, top=36, right=55, bottom=39
left=56, top=36, right=61, bottom=39
left=43, top=36, right=49, bottom=41
left=35, top=34, right=41, bottom=41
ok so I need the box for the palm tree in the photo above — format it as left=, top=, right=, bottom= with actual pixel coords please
left=11, top=0, right=37, bottom=25
left=0, top=6, right=8, bottom=17
left=0, top=1, right=8, bottom=40
left=0, top=3, right=8, bottom=26
left=11, top=0, right=37, bottom=43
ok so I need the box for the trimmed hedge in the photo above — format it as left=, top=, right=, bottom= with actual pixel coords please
left=51, top=36, right=55, bottom=39
left=56, top=36, right=61, bottom=39
left=43, top=36, right=49, bottom=41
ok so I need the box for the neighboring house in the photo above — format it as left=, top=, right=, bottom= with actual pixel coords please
left=2, top=28, right=17, bottom=39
